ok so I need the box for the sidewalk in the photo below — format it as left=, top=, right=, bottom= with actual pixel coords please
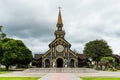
left=0, top=71, right=120, bottom=79
left=75, top=71, right=120, bottom=77
left=40, top=73, right=80, bottom=80
left=0, top=71, right=46, bottom=77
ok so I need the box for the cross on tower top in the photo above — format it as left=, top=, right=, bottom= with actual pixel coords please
left=57, top=7, right=63, bottom=28
left=59, top=7, right=61, bottom=10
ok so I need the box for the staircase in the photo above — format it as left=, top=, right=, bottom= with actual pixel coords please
left=23, top=68, right=97, bottom=73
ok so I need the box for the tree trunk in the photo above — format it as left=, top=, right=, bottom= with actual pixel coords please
left=5, top=65, right=9, bottom=70
left=95, top=61, right=99, bottom=70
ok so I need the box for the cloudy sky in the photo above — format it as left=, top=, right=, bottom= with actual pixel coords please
left=0, top=0, right=120, bottom=55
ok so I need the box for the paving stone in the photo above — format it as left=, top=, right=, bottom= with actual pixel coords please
left=41, top=73, right=80, bottom=80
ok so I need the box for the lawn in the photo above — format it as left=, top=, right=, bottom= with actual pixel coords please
left=0, top=71, right=12, bottom=74
left=0, top=77, right=39, bottom=80
left=0, top=68, right=24, bottom=74
left=81, top=77, right=120, bottom=80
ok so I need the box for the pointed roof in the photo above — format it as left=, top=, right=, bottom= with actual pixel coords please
left=49, top=38, right=71, bottom=48
left=57, top=7, right=63, bottom=27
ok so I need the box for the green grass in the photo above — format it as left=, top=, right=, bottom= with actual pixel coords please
left=0, top=77, right=39, bottom=80
left=81, top=77, right=120, bottom=80
left=0, top=68, right=13, bottom=74
left=0, top=71, right=12, bottom=74
left=0, top=68, right=25, bottom=74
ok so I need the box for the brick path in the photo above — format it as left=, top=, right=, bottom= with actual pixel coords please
left=0, top=70, right=120, bottom=80
left=41, top=73, right=80, bottom=80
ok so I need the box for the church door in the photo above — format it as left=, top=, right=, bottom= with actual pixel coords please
left=45, top=59, right=50, bottom=68
left=57, top=58, right=63, bottom=68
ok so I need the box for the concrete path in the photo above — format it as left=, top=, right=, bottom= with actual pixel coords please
left=0, top=71, right=120, bottom=80
left=0, top=71, right=46, bottom=77
left=75, top=71, right=120, bottom=78
left=41, top=73, right=80, bottom=80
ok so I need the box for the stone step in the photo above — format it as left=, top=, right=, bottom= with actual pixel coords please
left=23, top=68, right=98, bottom=73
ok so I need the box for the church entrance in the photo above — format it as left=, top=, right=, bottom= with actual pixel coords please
left=56, top=58, right=63, bottom=68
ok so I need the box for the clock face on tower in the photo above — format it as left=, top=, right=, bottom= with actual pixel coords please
left=56, top=45, right=64, bottom=52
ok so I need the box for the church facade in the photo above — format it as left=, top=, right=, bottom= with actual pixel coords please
left=33, top=9, right=87, bottom=68
left=42, top=9, right=78, bottom=68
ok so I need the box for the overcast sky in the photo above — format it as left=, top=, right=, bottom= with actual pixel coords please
left=0, top=0, right=120, bottom=55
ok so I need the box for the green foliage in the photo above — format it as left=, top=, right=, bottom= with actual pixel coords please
left=101, top=57, right=115, bottom=63
left=83, top=39, right=113, bottom=62
left=82, top=77, right=120, bottom=80
left=0, top=77, right=39, bottom=80
left=83, top=39, right=113, bottom=69
left=0, top=25, right=6, bottom=38
left=100, top=57, right=116, bottom=71
left=0, top=71, right=12, bottom=74
left=0, top=38, right=33, bottom=69
left=0, top=25, right=2, bottom=31
left=0, top=43, right=3, bottom=61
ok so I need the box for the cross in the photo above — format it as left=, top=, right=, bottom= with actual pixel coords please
left=59, top=7, right=61, bottom=10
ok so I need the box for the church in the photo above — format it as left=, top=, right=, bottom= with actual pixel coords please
left=33, top=9, right=87, bottom=68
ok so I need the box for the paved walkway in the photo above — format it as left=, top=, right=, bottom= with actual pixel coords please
left=75, top=71, right=120, bottom=77
left=0, top=71, right=120, bottom=80
left=0, top=71, right=46, bottom=77
left=40, top=73, right=80, bottom=80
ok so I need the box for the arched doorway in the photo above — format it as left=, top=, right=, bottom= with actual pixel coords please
left=70, top=59, right=75, bottom=68
left=56, top=58, right=63, bottom=68
left=45, top=59, right=50, bottom=68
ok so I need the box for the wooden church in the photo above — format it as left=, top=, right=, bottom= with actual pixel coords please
left=33, top=9, right=87, bottom=68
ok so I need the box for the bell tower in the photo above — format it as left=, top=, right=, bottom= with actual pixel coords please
left=54, top=7, right=65, bottom=38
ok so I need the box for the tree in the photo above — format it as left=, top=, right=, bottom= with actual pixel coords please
left=15, top=40, right=33, bottom=67
left=1, top=38, right=33, bottom=70
left=100, top=57, right=115, bottom=70
left=0, top=26, right=6, bottom=63
left=0, top=43, right=2, bottom=61
left=0, top=25, right=2, bottom=31
left=0, top=25, right=6, bottom=39
left=83, top=39, right=113, bottom=68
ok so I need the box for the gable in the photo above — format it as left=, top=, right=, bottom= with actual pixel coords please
left=49, top=38, right=71, bottom=47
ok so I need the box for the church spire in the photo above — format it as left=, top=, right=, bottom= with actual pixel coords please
left=57, top=7, right=63, bottom=29
left=54, top=7, right=65, bottom=38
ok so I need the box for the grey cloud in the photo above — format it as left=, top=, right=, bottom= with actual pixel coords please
left=4, top=21, right=54, bottom=39
left=0, top=0, right=120, bottom=54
